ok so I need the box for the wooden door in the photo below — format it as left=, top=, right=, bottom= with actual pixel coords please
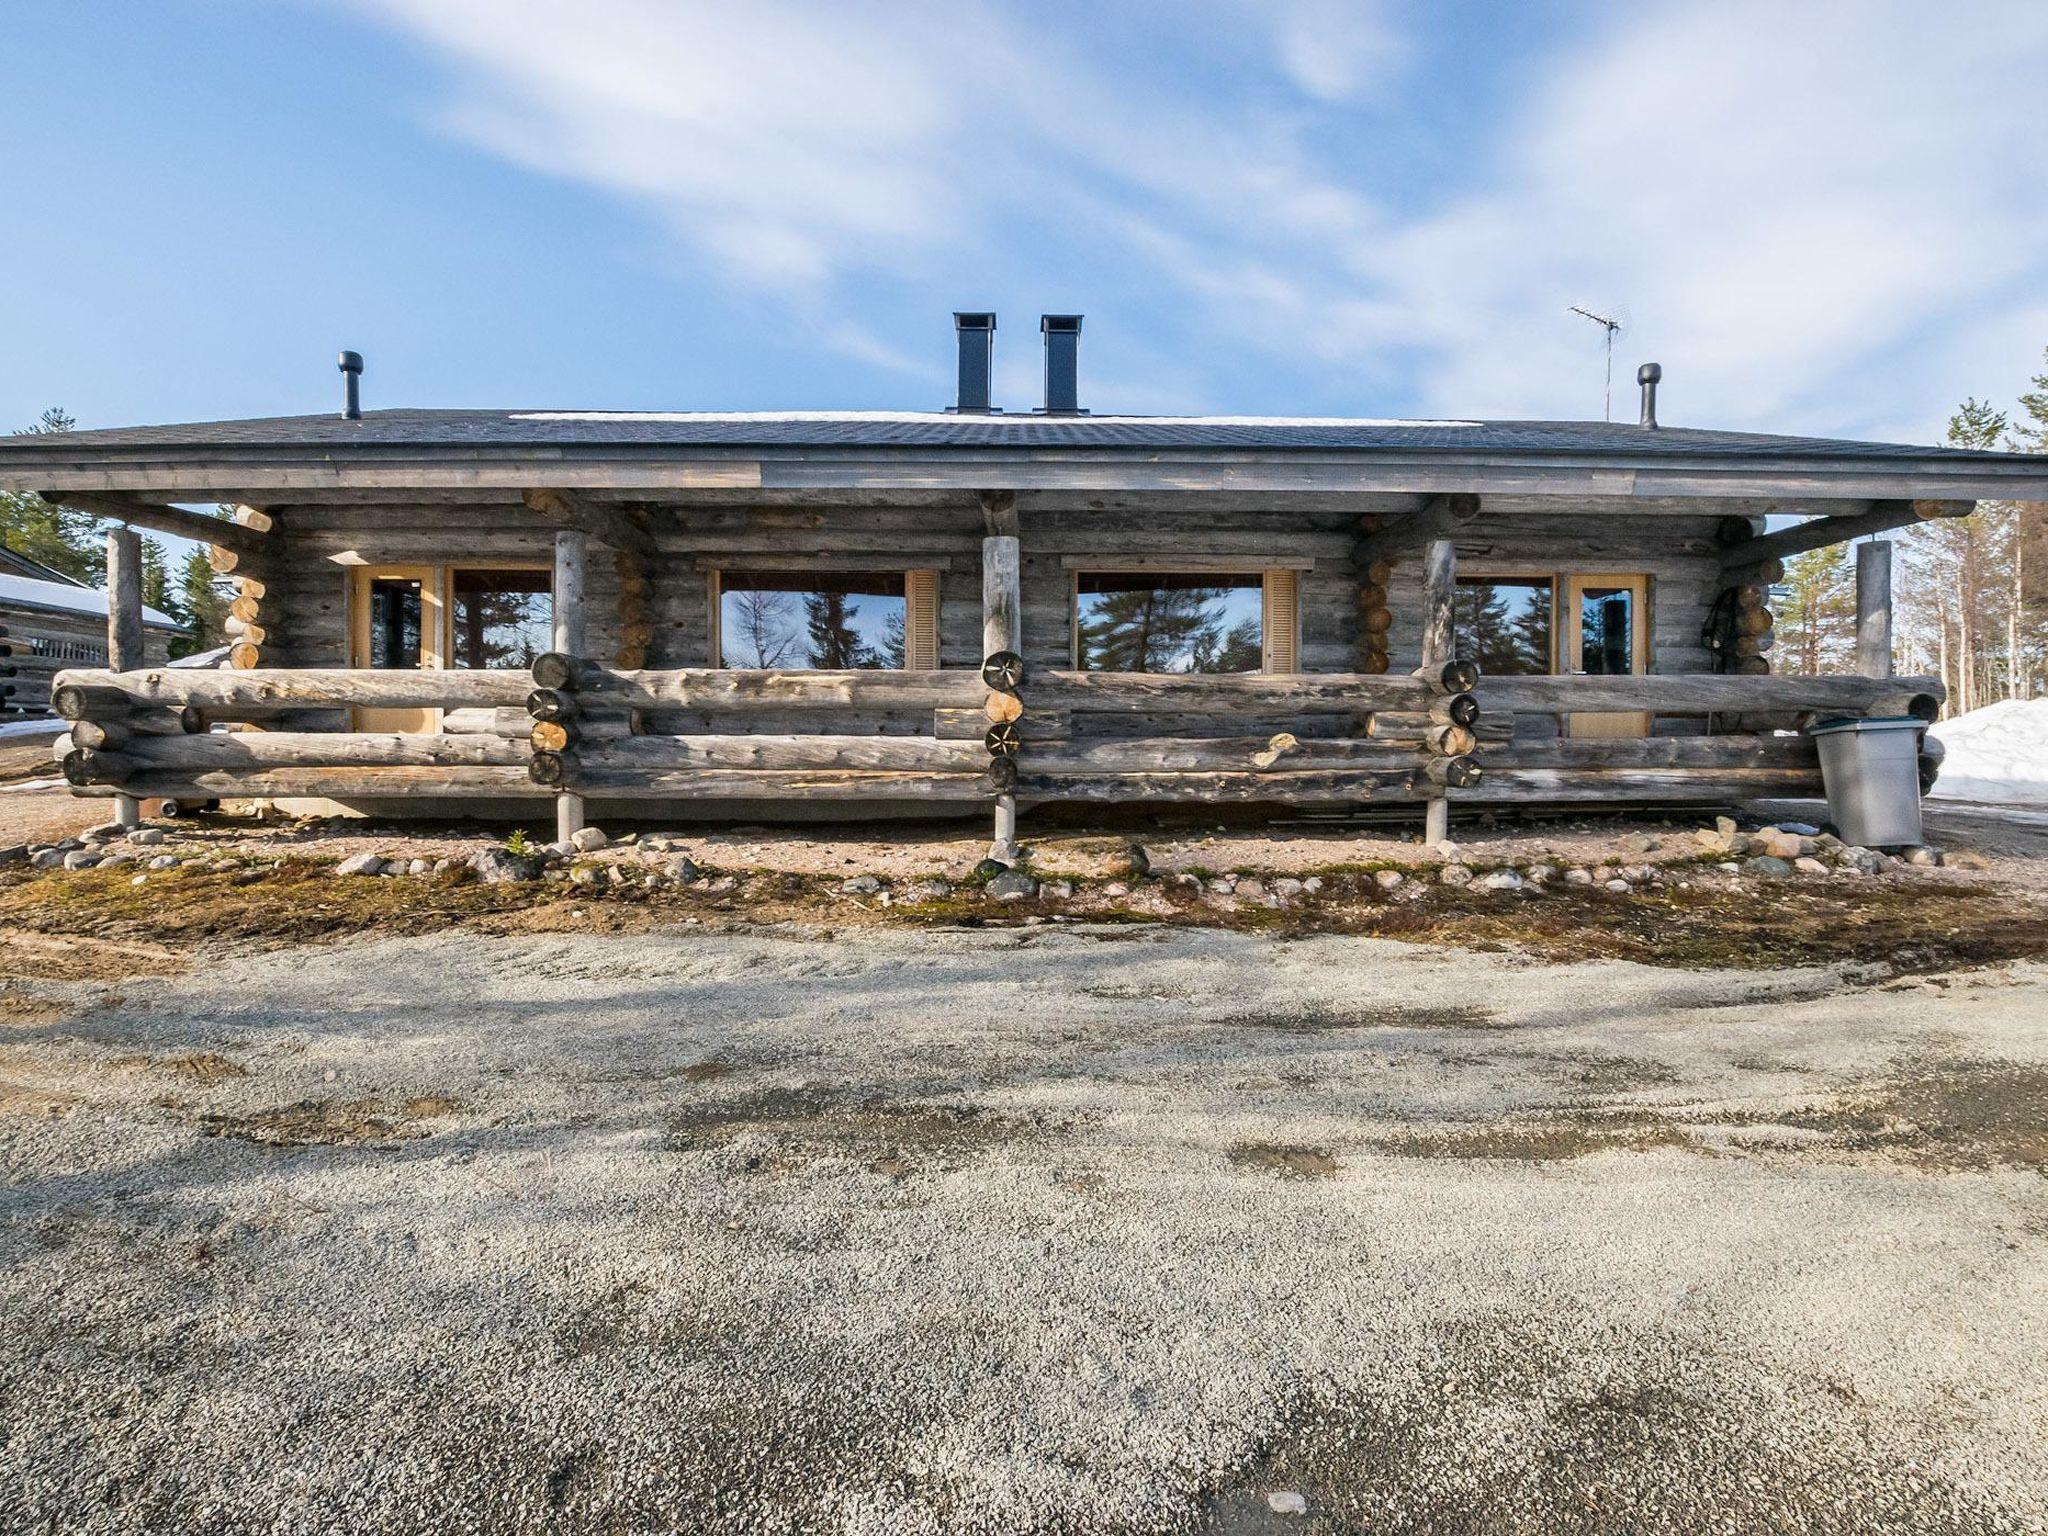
left=1565, top=573, right=1649, bottom=739
left=349, top=565, right=443, bottom=733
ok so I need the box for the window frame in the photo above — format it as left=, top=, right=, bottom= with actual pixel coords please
left=1067, top=566, right=1298, bottom=675
left=707, top=565, right=941, bottom=671
left=1452, top=570, right=1561, bottom=676
left=442, top=561, right=554, bottom=673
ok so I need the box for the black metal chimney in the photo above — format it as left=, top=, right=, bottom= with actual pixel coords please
left=952, top=313, right=996, bottom=413
left=339, top=350, right=364, bottom=420
left=1039, top=314, right=1084, bottom=415
left=1637, top=362, right=1661, bottom=429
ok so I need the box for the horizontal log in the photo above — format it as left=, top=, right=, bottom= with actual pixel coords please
left=1490, top=736, right=1818, bottom=769
left=1464, top=767, right=1823, bottom=803
left=99, top=766, right=544, bottom=800
left=1017, top=769, right=1427, bottom=804
left=1029, top=671, right=1430, bottom=714
left=568, top=734, right=988, bottom=772
left=1422, top=755, right=1482, bottom=787
left=1022, top=738, right=1435, bottom=773
left=50, top=492, right=268, bottom=560
left=562, top=769, right=994, bottom=801
left=531, top=656, right=987, bottom=710
left=118, top=732, right=530, bottom=769
left=1481, top=673, right=1941, bottom=716
left=442, top=706, right=532, bottom=737
left=934, top=706, right=1072, bottom=741
left=63, top=747, right=134, bottom=786
left=51, top=667, right=535, bottom=712
left=1424, top=723, right=1477, bottom=757
left=1719, top=500, right=1974, bottom=575
left=69, top=711, right=203, bottom=750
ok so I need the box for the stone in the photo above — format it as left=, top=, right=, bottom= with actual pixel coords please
left=1374, top=869, right=1405, bottom=891
left=1235, top=877, right=1266, bottom=899
left=1207, top=877, right=1235, bottom=894
left=1841, top=847, right=1886, bottom=876
left=1267, top=1491, right=1309, bottom=1516
left=1945, top=849, right=1992, bottom=872
left=1478, top=869, right=1524, bottom=892
left=0, top=844, right=26, bottom=869
left=903, top=877, right=954, bottom=903
left=666, top=857, right=702, bottom=885
left=569, top=827, right=609, bottom=853
left=1693, top=827, right=1736, bottom=853
left=98, top=852, right=136, bottom=869
left=1793, top=856, right=1829, bottom=875
left=1618, top=832, right=1659, bottom=853
left=1590, top=865, right=1616, bottom=882
left=1562, top=868, right=1593, bottom=886
left=1301, top=876, right=1323, bottom=894
left=408, top=859, right=431, bottom=877
left=986, top=870, right=1039, bottom=902
left=1037, top=880, right=1072, bottom=902
left=1778, top=821, right=1822, bottom=837
left=1102, top=881, right=1130, bottom=898
left=974, top=858, right=1009, bottom=879
left=1438, top=864, right=1472, bottom=887
left=128, top=827, right=166, bottom=846
left=83, top=822, right=130, bottom=843
left=568, top=865, right=602, bottom=886
left=1271, top=877, right=1304, bottom=901
left=1431, top=840, right=1461, bottom=858
left=334, top=853, right=385, bottom=876
left=840, top=874, right=884, bottom=896
left=1104, top=843, right=1151, bottom=879
left=1903, top=846, right=1942, bottom=867
left=1525, top=864, right=1557, bottom=884
left=1620, top=865, right=1656, bottom=883
left=470, top=848, right=539, bottom=884
left=1756, top=828, right=1805, bottom=860
left=1716, top=815, right=1739, bottom=839
left=148, top=855, right=178, bottom=870
left=1603, top=879, right=1630, bottom=892
left=131, top=874, right=148, bottom=887
left=1743, top=855, right=1795, bottom=878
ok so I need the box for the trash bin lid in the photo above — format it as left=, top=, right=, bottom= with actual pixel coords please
left=1804, top=715, right=1927, bottom=735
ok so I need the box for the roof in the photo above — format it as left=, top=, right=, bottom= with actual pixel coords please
left=2, top=406, right=2028, bottom=457
left=0, top=545, right=84, bottom=584
left=0, top=572, right=181, bottom=630
left=3, top=407, right=2043, bottom=501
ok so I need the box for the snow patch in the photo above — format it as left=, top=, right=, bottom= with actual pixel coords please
left=0, top=717, right=68, bottom=741
left=0, top=571, right=178, bottom=627
left=1928, top=699, right=2048, bottom=806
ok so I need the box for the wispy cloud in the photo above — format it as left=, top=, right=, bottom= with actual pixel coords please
left=345, top=0, right=2048, bottom=437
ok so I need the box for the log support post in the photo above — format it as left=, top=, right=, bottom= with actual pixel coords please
left=1419, top=536, right=1455, bottom=845
left=982, top=528, right=1022, bottom=863
left=106, top=527, right=144, bottom=828
left=552, top=528, right=588, bottom=843
left=1856, top=539, right=1893, bottom=679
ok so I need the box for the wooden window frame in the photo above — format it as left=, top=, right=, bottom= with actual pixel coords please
left=1453, top=570, right=1562, bottom=675
left=1067, top=566, right=1295, bottom=674
left=707, top=566, right=940, bottom=670
left=441, top=561, right=553, bottom=673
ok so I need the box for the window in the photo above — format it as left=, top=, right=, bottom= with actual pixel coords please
left=1454, top=577, right=1554, bottom=676
left=1074, top=572, right=1266, bottom=673
left=717, top=570, right=922, bottom=669
left=366, top=577, right=423, bottom=669
left=30, top=637, right=107, bottom=664
left=1578, top=584, right=1637, bottom=675
left=450, top=568, right=552, bottom=670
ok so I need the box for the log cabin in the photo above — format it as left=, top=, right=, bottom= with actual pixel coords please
left=1, top=548, right=179, bottom=717
left=5, top=316, right=2045, bottom=848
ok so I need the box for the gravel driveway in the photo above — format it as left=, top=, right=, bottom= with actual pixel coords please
left=3, top=924, right=2045, bottom=1533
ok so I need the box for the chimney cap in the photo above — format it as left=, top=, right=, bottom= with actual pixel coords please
left=1637, top=361, right=1661, bottom=384
left=338, top=350, right=364, bottom=374
left=1040, top=313, right=1083, bottom=334
left=1637, top=361, right=1662, bottom=429
left=953, top=311, right=996, bottom=330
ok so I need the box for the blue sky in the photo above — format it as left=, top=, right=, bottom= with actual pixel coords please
left=5, top=1, right=2046, bottom=449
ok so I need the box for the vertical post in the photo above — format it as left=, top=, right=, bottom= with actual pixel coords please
left=1419, top=536, right=1456, bottom=846
left=553, top=528, right=588, bottom=843
left=1856, top=539, right=1893, bottom=679
left=106, top=528, right=144, bottom=829
left=983, top=532, right=1022, bottom=862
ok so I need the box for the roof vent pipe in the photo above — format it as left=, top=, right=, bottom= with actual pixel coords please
left=952, top=313, right=996, bottom=414
left=1637, top=362, right=1661, bottom=429
left=1039, top=314, right=1084, bottom=415
left=339, top=350, right=364, bottom=421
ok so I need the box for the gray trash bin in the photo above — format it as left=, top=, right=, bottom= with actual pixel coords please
left=1806, top=716, right=1926, bottom=848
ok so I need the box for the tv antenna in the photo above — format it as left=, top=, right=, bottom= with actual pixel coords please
left=1568, top=305, right=1623, bottom=420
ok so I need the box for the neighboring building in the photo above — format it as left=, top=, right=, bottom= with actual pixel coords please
left=2, top=314, right=2045, bottom=839
left=0, top=568, right=179, bottom=716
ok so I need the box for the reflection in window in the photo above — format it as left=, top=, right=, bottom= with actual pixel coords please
left=451, top=569, right=552, bottom=670
left=1075, top=573, right=1263, bottom=673
left=1580, top=586, right=1636, bottom=675
left=1454, top=578, right=1553, bottom=675
left=367, top=578, right=422, bottom=669
left=720, top=571, right=906, bottom=669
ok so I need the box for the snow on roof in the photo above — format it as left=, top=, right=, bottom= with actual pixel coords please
left=0, top=571, right=180, bottom=629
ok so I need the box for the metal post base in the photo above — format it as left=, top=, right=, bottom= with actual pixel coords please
left=556, top=793, right=586, bottom=845
left=114, top=794, right=141, bottom=830
left=989, top=793, right=1018, bottom=866
left=1424, top=796, right=1449, bottom=846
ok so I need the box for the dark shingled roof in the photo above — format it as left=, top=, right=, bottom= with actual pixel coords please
left=0, top=407, right=2025, bottom=461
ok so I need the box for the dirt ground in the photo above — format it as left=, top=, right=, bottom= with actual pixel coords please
left=4, top=781, right=2048, bottom=1532
left=2, top=923, right=2044, bottom=1534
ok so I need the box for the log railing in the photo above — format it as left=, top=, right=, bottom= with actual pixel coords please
left=47, top=662, right=1945, bottom=814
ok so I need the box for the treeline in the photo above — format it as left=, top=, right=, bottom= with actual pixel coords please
left=1772, top=348, right=2047, bottom=714
left=0, top=409, right=232, bottom=659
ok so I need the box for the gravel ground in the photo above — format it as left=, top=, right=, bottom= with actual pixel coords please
left=3, top=923, right=2045, bottom=1533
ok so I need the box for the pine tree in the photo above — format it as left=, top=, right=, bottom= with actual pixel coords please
left=0, top=409, right=105, bottom=584
left=802, top=591, right=879, bottom=668
left=1079, top=584, right=1233, bottom=672
left=178, top=545, right=232, bottom=657
left=1777, top=545, right=1856, bottom=673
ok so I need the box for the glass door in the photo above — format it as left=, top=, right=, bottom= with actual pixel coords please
left=1565, top=574, right=1649, bottom=739
left=349, top=566, right=443, bottom=732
